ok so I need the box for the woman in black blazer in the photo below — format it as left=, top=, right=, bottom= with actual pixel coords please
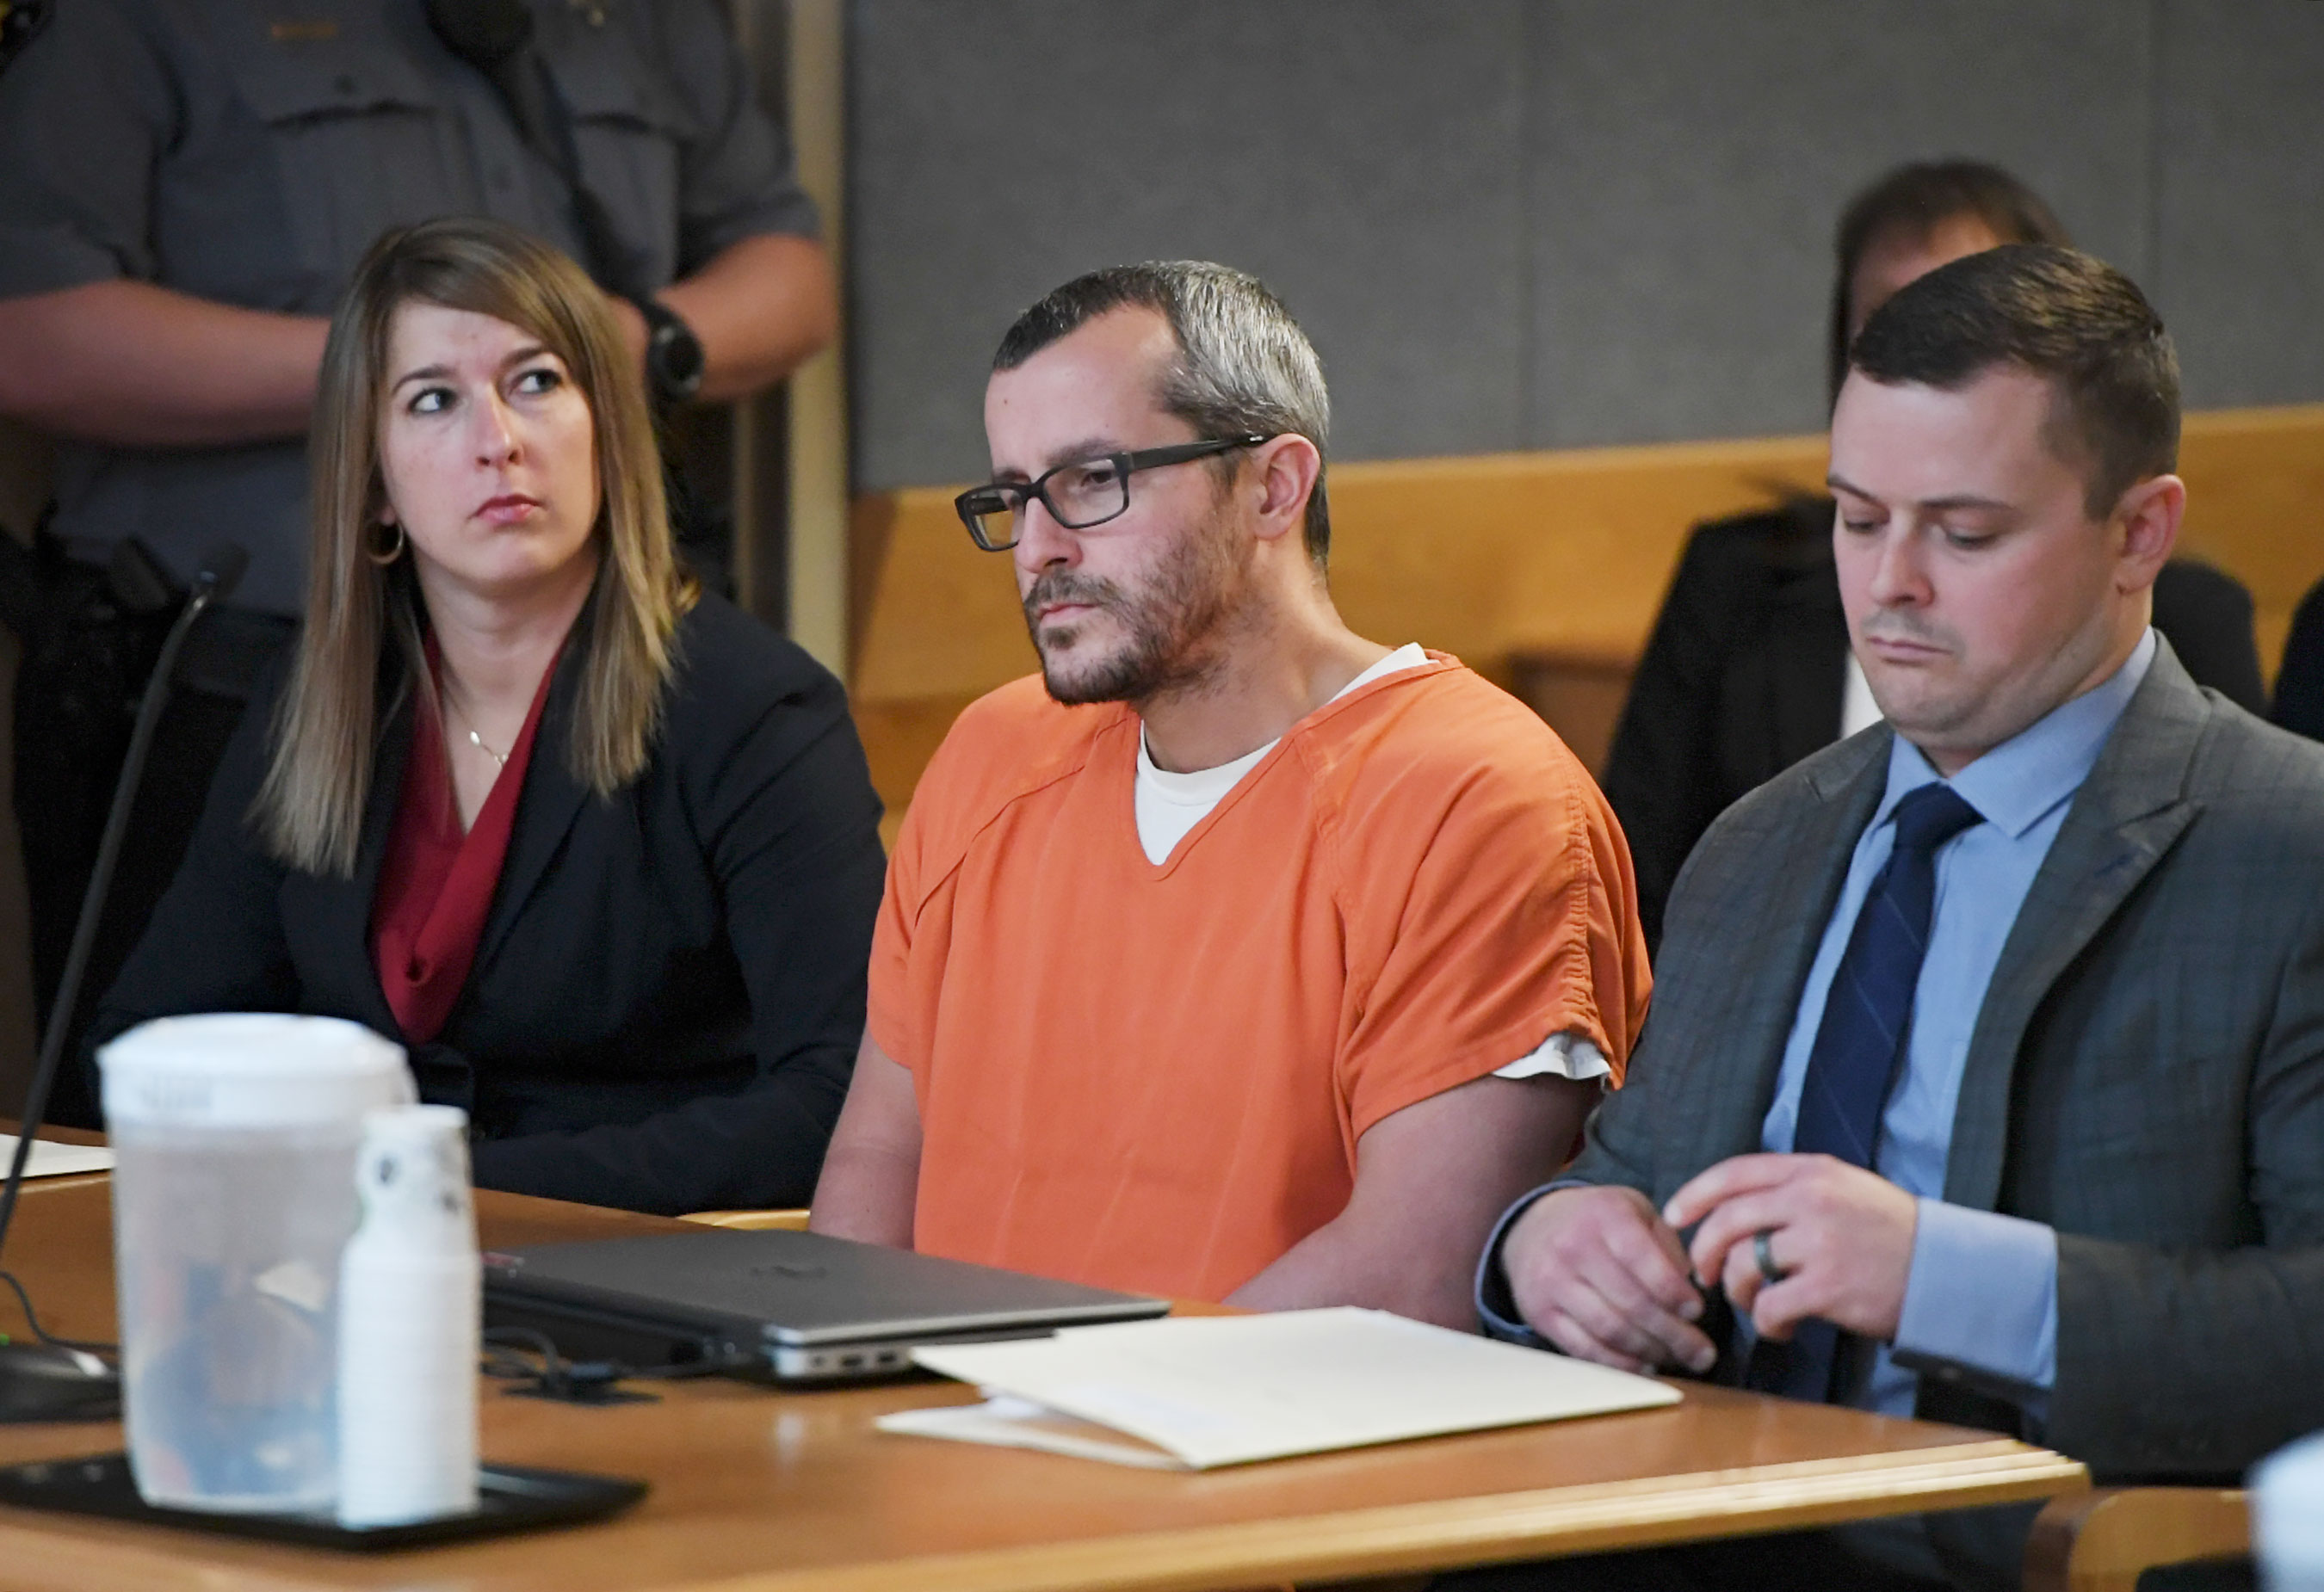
left=94, top=219, right=886, bottom=1216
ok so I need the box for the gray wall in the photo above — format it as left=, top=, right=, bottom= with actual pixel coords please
left=847, top=0, right=2324, bottom=491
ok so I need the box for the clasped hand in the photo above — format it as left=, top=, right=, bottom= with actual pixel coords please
left=1501, top=1154, right=1918, bottom=1375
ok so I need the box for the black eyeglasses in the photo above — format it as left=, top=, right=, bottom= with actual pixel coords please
left=953, top=435, right=1271, bottom=552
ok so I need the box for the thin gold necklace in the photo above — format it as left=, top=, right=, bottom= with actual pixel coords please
left=465, top=725, right=509, bottom=768
left=446, top=694, right=509, bottom=768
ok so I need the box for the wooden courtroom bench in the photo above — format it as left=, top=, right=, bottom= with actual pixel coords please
left=848, top=403, right=2324, bottom=838
left=2025, top=1487, right=2252, bottom=1592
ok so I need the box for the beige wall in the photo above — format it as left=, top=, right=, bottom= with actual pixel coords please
left=847, top=2, right=2324, bottom=493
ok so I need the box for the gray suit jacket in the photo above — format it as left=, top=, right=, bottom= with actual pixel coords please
left=1567, top=639, right=2324, bottom=1484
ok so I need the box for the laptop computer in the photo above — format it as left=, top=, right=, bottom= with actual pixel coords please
left=482, top=1228, right=1170, bottom=1384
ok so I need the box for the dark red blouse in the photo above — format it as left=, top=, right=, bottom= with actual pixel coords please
left=370, top=648, right=559, bottom=1045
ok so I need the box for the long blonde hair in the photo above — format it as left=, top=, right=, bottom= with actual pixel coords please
left=258, top=218, right=696, bottom=877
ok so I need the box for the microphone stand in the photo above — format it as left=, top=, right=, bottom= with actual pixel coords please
left=0, top=546, right=248, bottom=1422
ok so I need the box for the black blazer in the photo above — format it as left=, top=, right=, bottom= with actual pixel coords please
left=1600, top=497, right=2268, bottom=950
left=95, top=594, right=887, bottom=1216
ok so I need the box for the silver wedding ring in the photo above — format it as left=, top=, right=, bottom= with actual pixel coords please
left=1753, top=1227, right=1787, bottom=1285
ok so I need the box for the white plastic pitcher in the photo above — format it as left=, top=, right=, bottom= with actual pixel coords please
left=98, top=1015, right=412, bottom=1514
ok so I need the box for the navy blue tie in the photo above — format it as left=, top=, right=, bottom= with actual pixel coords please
left=1746, top=781, right=1982, bottom=1403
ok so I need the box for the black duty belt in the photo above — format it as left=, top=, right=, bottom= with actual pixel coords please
left=0, top=534, right=295, bottom=705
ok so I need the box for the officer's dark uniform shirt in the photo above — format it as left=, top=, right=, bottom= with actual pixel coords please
left=0, top=0, right=819, bottom=616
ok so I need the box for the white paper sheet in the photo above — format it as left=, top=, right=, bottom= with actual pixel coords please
left=881, top=1396, right=1190, bottom=1470
left=879, top=1306, right=1681, bottom=1470
left=0, top=1134, right=115, bottom=1180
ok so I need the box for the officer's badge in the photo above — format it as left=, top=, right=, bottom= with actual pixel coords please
left=0, top=0, right=53, bottom=77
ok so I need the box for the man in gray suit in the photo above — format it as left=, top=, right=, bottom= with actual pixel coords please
left=1473, top=244, right=2324, bottom=1590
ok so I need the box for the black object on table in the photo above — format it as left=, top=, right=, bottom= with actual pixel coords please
left=0, top=1453, right=646, bottom=1552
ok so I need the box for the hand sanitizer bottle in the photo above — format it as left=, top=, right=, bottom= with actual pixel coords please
left=336, top=1104, right=479, bottom=1527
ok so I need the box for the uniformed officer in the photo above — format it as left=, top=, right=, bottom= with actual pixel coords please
left=0, top=0, right=837, bottom=1120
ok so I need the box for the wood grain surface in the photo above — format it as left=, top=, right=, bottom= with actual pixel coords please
left=0, top=1181, right=2086, bottom=1592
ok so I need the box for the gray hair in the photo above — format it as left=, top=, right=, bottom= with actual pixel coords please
left=993, top=262, right=1332, bottom=561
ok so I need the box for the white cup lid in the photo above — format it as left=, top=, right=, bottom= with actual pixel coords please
left=98, top=1014, right=413, bottom=1129
left=2256, top=1430, right=2324, bottom=1569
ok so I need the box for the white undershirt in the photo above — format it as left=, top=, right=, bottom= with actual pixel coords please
left=1133, top=644, right=1608, bottom=1083
left=1134, top=644, right=1428, bottom=863
left=1841, top=649, right=1885, bottom=738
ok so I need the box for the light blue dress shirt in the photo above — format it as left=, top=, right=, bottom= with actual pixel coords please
left=1760, top=628, right=2157, bottom=1416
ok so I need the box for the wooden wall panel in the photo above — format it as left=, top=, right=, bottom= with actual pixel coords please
left=2174, top=404, right=2324, bottom=672
left=850, top=404, right=2324, bottom=832
left=1322, top=435, right=1831, bottom=679
left=850, top=432, right=1834, bottom=703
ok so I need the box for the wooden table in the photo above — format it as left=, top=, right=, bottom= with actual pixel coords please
left=0, top=1175, right=2086, bottom=1592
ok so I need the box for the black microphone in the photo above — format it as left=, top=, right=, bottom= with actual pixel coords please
left=0, top=543, right=248, bottom=1422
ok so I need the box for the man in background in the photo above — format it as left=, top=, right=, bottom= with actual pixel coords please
left=0, top=0, right=834, bottom=1116
left=1477, top=245, right=2324, bottom=1589
left=813, top=262, right=1648, bottom=1327
left=1603, top=160, right=2264, bottom=952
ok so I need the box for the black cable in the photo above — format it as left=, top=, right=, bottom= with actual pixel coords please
left=0, top=1268, right=117, bottom=1356
left=481, top=1325, right=574, bottom=1387
left=481, top=1324, right=562, bottom=1363
left=480, top=1324, right=747, bottom=1401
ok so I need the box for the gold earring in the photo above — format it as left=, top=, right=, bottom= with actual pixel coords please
left=367, top=521, right=407, bottom=566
